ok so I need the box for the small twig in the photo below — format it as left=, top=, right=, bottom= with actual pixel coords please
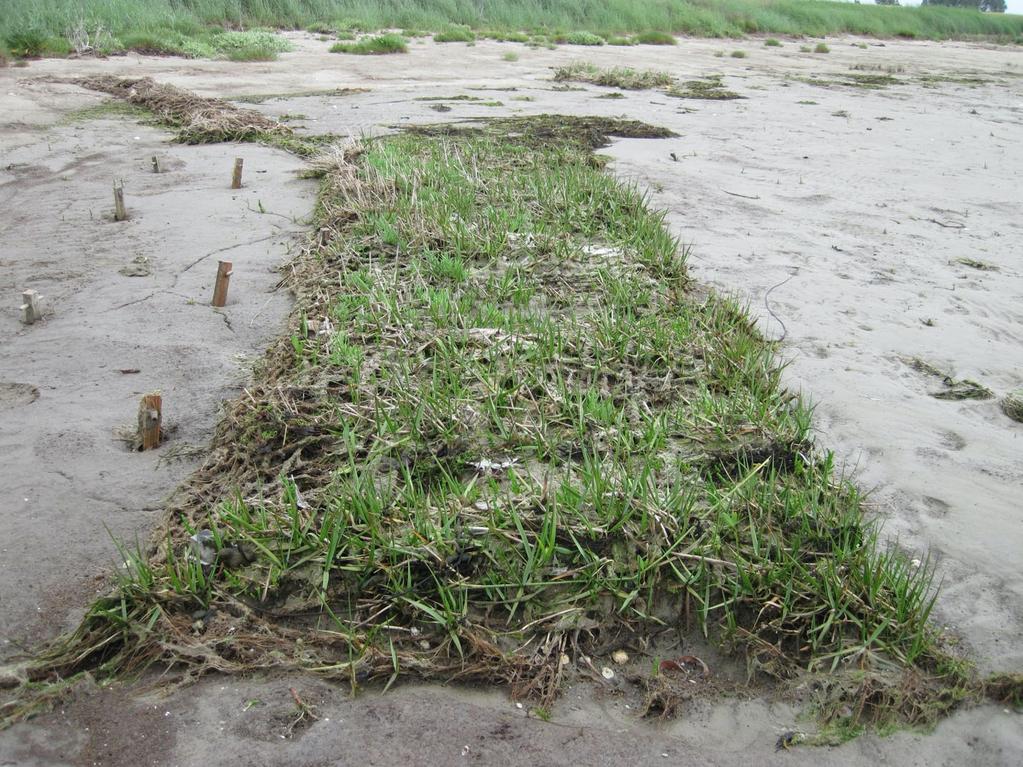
left=926, top=218, right=965, bottom=229
left=722, top=189, right=760, bottom=200
left=289, top=687, right=319, bottom=721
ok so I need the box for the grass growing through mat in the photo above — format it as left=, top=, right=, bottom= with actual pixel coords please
left=0, top=101, right=969, bottom=735
left=553, top=62, right=674, bottom=90
left=554, top=63, right=742, bottom=101
left=331, top=34, right=407, bottom=55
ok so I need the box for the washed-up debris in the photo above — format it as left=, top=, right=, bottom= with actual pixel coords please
left=903, top=357, right=993, bottom=401
left=73, top=76, right=291, bottom=144
left=189, top=529, right=246, bottom=568
left=776, top=731, right=803, bottom=751
left=659, top=655, right=710, bottom=676
left=612, top=650, right=629, bottom=665
left=1002, top=390, right=1023, bottom=423
left=955, top=257, right=997, bottom=271
left=119, top=256, right=152, bottom=277
left=470, top=457, right=517, bottom=472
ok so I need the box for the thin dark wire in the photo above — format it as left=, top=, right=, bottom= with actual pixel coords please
left=764, top=273, right=796, bottom=343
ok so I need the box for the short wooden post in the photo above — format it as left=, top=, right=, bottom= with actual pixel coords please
left=231, top=158, right=244, bottom=189
left=20, top=289, right=42, bottom=324
left=113, top=181, right=127, bottom=221
left=212, top=260, right=233, bottom=307
left=138, top=393, right=162, bottom=450
left=151, top=155, right=162, bottom=173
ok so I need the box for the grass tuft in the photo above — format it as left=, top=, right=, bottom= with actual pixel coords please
left=731, top=49, right=748, bottom=58
left=764, top=37, right=782, bottom=47
left=331, top=34, right=407, bottom=55
left=634, top=31, right=676, bottom=45
left=434, top=25, right=475, bottom=43
left=554, top=31, right=606, bottom=46
left=815, top=42, right=831, bottom=53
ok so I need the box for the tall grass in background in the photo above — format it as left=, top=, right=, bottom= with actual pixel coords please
left=1, top=0, right=1021, bottom=54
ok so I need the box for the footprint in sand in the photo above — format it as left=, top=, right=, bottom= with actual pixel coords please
left=939, top=430, right=967, bottom=451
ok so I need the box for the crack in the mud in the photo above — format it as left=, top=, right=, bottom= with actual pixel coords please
left=213, top=308, right=234, bottom=333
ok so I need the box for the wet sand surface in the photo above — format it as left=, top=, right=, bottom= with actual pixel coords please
left=1, top=34, right=1021, bottom=765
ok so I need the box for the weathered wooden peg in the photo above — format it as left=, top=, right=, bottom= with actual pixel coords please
left=212, top=260, right=233, bottom=307
left=151, top=155, right=162, bottom=173
left=137, top=392, right=162, bottom=451
left=20, top=289, right=43, bottom=324
left=231, top=158, right=244, bottom=189
left=113, top=181, right=127, bottom=221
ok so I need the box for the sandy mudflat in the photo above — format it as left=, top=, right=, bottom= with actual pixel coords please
left=1, top=34, right=1021, bottom=766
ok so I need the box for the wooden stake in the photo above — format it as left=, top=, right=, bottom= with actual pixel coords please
left=138, top=393, right=162, bottom=451
left=113, top=181, right=127, bottom=221
left=212, top=260, right=233, bottom=307
left=231, top=158, right=244, bottom=189
left=20, top=289, right=42, bottom=324
left=151, top=155, right=162, bottom=173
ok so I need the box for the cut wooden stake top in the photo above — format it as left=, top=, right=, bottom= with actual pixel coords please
left=138, top=392, right=162, bottom=451
left=212, top=260, right=233, bottom=307
left=231, top=158, right=244, bottom=189
left=113, top=181, right=127, bottom=221
left=151, top=155, right=162, bottom=173
left=20, top=289, right=42, bottom=324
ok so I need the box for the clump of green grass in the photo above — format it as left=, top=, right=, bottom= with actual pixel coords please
left=635, top=31, right=676, bottom=45
left=116, top=29, right=291, bottom=60
left=605, top=35, right=635, bottom=46
left=555, top=31, right=605, bottom=46
left=434, top=25, right=475, bottom=43
left=331, top=34, right=407, bottom=55
left=117, top=32, right=188, bottom=56
left=815, top=42, right=831, bottom=54
left=206, top=30, right=291, bottom=61
left=731, top=49, right=747, bottom=58
left=554, top=62, right=673, bottom=90
left=764, top=38, right=782, bottom=47
left=4, top=29, right=70, bottom=57
left=502, top=51, right=519, bottom=62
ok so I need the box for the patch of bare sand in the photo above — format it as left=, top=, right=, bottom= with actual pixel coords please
left=1, top=35, right=1021, bottom=765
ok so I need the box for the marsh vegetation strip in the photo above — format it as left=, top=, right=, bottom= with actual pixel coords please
left=3, top=0, right=1023, bottom=59
left=0, top=86, right=974, bottom=734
